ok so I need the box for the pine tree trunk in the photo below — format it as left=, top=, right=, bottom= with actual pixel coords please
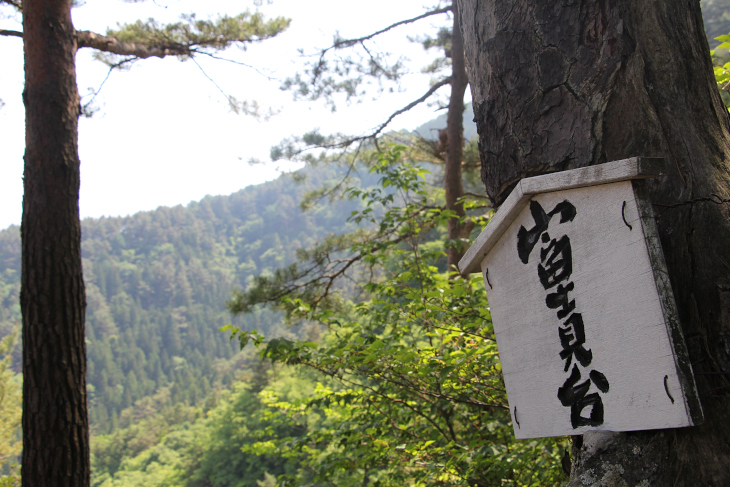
left=445, top=2, right=472, bottom=271
left=21, top=0, right=89, bottom=485
left=457, top=0, right=730, bottom=484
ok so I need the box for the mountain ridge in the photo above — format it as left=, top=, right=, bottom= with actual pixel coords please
left=0, top=162, right=366, bottom=431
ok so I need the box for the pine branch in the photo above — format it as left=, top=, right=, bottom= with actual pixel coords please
left=230, top=225, right=415, bottom=314
left=76, top=30, right=190, bottom=58
left=275, top=77, right=452, bottom=159
left=76, top=13, right=289, bottom=59
left=285, top=5, right=451, bottom=107
left=327, top=5, right=453, bottom=52
left=369, top=77, right=451, bottom=139
left=229, top=200, right=445, bottom=316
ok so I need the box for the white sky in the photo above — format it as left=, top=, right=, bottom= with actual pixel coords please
left=0, top=0, right=452, bottom=230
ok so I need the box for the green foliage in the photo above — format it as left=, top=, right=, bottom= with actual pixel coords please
left=107, top=12, right=290, bottom=52
left=0, top=164, right=367, bottom=435
left=228, top=149, right=432, bottom=319
left=0, top=328, right=20, bottom=485
left=702, top=0, right=730, bottom=48
left=281, top=47, right=405, bottom=109
left=185, top=370, right=306, bottom=487
left=229, top=147, right=567, bottom=486
left=91, top=386, right=198, bottom=479
left=0, top=159, right=376, bottom=487
left=98, top=10, right=290, bottom=66
left=712, top=34, right=730, bottom=109
left=90, top=359, right=314, bottom=487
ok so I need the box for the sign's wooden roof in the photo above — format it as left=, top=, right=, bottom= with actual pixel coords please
left=458, top=157, right=666, bottom=275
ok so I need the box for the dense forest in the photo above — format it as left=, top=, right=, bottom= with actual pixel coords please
left=0, top=162, right=379, bottom=484
left=0, top=135, right=569, bottom=486
left=0, top=161, right=370, bottom=431
left=0, top=1, right=729, bottom=486
left=702, top=0, right=730, bottom=46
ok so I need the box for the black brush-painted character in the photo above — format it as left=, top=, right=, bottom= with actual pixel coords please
left=516, top=197, right=610, bottom=429
left=558, top=365, right=610, bottom=428
left=517, top=200, right=577, bottom=264
left=546, top=282, right=576, bottom=319
left=558, top=313, right=594, bottom=371
left=538, top=236, right=573, bottom=289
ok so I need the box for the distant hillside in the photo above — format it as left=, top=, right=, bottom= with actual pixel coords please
left=703, top=0, right=730, bottom=47
left=0, top=163, right=368, bottom=432
left=413, top=102, right=477, bottom=141
left=5, top=5, right=725, bottom=431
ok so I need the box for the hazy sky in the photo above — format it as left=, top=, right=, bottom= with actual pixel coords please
left=0, top=0, right=452, bottom=230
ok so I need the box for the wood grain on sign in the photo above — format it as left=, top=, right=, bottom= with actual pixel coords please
left=459, top=159, right=702, bottom=440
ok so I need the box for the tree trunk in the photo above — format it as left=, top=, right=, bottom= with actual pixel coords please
left=21, top=0, right=89, bottom=485
left=445, top=1, right=473, bottom=271
left=457, top=0, right=730, bottom=485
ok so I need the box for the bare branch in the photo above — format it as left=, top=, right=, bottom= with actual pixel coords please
left=191, top=56, right=229, bottom=100
left=298, top=144, right=366, bottom=210
left=371, top=77, right=451, bottom=138
left=76, top=30, right=191, bottom=58
left=0, top=29, right=22, bottom=38
left=196, top=51, right=279, bottom=81
left=329, top=76, right=451, bottom=147
left=281, top=77, right=452, bottom=159
left=80, top=58, right=136, bottom=117
left=327, top=5, right=452, bottom=52
left=262, top=228, right=412, bottom=309
left=230, top=201, right=446, bottom=317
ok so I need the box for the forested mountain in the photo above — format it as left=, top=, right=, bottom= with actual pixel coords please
left=0, top=111, right=466, bottom=484
left=413, top=102, right=477, bottom=141
left=0, top=3, right=725, bottom=479
left=702, top=0, right=730, bottom=47
left=0, top=163, right=366, bottom=434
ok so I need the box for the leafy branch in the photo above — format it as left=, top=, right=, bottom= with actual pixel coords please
left=223, top=147, right=566, bottom=485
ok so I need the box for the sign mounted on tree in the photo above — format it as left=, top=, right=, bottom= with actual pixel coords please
left=459, top=158, right=703, bottom=439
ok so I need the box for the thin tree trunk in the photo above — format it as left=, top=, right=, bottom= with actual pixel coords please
left=458, top=0, right=730, bottom=484
left=21, top=0, right=89, bottom=485
left=445, top=1, right=472, bottom=271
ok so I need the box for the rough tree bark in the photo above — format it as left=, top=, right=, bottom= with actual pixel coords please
left=21, top=0, right=89, bottom=486
left=445, top=1, right=474, bottom=271
left=5, top=2, right=289, bottom=484
left=457, top=0, right=730, bottom=485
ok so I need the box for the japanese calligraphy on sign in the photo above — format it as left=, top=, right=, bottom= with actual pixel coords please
left=458, top=159, right=703, bottom=439
left=517, top=199, right=609, bottom=429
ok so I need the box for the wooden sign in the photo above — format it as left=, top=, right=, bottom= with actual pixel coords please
left=459, top=158, right=703, bottom=439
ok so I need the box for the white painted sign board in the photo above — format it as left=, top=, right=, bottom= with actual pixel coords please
left=459, top=158, right=703, bottom=439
